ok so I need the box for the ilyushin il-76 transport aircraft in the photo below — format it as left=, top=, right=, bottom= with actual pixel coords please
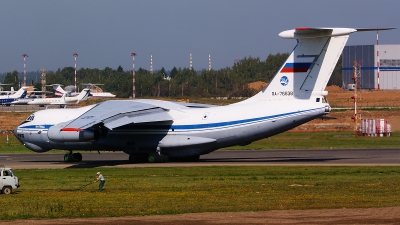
left=14, top=27, right=394, bottom=163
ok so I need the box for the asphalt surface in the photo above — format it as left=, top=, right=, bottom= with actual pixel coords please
left=0, top=104, right=74, bottom=112
left=1, top=148, right=400, bottom=169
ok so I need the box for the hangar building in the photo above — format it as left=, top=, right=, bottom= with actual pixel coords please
left=342, top=45, right=400, bottom=90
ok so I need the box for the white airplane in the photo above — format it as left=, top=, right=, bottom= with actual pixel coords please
left=11, top=88, right=54, bottom=105
left=81, top=83, right=116, bottom=98
left=10, top=93, right=48, bottom=105
left=90, top=92, right=116, bottom=98
left=0, top=87, right=28, bottom=106
left=52, top=84, right=116, bottom=98
left=26, top=88, right=90, bottom=107
left=48, top=84, right=68, bottom=97
left=14, top=27, right=394, bottom=163
left=88, top=91, right=116, bottom=98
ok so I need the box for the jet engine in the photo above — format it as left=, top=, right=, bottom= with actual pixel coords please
left=48, top=126, right=95, bottom=142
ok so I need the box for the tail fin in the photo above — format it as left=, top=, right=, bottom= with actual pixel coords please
left=76, top=88, right=90, bottom=103
left=240, top=27, right=357, bottom=104
left=52, top=84, right=67, bottom=96
left=11, top=87, right=28, bottom=99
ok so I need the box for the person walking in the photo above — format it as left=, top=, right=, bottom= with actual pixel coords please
left=95, top=172, right=105, bottom=191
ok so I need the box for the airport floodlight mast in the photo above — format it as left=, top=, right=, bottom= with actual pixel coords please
left=376, top=30, right=381, bottom=90
left=150, top=54, right=153, bottom=74
left=351, top=60, right=362, bottom=136
left=131, top=52, right=136, bottom=99
left=190, top=53, right=193, bottom=70
left=73, top=52, right=78, bottom=93
left=40, top=69, right=47, bottom=98
left=209, top=54, right=211, bottom=71
left=22, top=54, right=28, bottom=87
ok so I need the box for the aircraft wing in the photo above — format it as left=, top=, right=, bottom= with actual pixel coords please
left=63, top=100, right=173, bottom=130
left=174, top=102, right=217, bottom=108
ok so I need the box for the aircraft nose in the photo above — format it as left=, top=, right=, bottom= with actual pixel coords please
left=13, top=128, right=22, bottom=142
left=324, top=104, right=331, bottom=113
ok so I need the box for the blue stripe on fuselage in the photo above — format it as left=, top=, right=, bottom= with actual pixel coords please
left=18, top=107, right=323, bottom=132
left=170, top=107, right=321, bottom=130
left=19, top=124, right=54, bottom=129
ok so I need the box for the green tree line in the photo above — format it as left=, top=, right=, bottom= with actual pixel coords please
left=2, top=53, right=342, bottom=98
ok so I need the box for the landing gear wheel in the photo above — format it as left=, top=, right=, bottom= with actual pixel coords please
left=147, top=153, right=169, bottom=163
left=64, top=153, right=81, bottom=162
left=64, top=153, right=72, bottom=162
left=129, top=154, right=145, bottom=163
left=148, top=153, right=160, bottom=163
left=2, top=186, right=12, bottom=195
left=170, top=155, right=200, bottom=162
left=129, top=154, right=148, bottom=163
left=160, top=154, right=169, bottom=163
left=73, top=153, right=82, bottom=162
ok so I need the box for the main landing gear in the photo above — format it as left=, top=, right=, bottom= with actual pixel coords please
left=128, top=153, right=200, bottom=163
left=63, top=151, right=82, bottom=162
left=128, top=153, right=169, bottom=163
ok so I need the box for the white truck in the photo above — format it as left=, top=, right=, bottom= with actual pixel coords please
left=0, top=166, right=20, bottom=194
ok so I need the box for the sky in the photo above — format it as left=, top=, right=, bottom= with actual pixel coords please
left=0, top=0, right=399, bottom=74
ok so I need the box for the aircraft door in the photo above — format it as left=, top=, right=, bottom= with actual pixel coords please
left=1, top=170, right=14, bottom=186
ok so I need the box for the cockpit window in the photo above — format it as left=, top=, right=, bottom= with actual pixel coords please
left=19, top=114, right=35, bottom=126
left=26, top=114, right=35, bottom=122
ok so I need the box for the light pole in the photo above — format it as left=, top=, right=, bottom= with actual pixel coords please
left=22, top=54, right=28, bottom=87
left=73, top=52, right=78, bottom=93
left=131, top=52, right=136, bottom=99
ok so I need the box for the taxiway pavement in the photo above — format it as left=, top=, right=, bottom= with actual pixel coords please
left=1, top=148, right=400, bottom=169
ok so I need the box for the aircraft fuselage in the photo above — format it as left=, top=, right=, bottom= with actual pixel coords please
left=14, top=99, right=328, bottom=157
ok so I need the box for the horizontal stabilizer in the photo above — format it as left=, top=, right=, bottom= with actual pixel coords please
left=279, top=27, right=396, bottom=39
left=279, top=27, right=357, bottom=39
left=355, top=28, right=396, bottom=32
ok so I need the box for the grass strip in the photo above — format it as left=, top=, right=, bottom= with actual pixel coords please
left=223, top=132, right=400, bottom=150
left=1, top=166, right=400, bottom=220
left=1, top=132, right=400, bottom=154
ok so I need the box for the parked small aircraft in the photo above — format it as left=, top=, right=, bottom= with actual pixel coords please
left=47, top=84, right=67, bottom=97
left=14, top=27, right=394, bottom=163
left=82, top=84, right=116, bottom=98
left=52, top=83, right=115, bottom=98
left=26, top=88, right=90, bottom=107
left=10, top=95, right=42, bottom=105
left=0, top=87, right=28, bottom=106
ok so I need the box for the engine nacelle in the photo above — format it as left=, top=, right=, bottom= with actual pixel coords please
left=48, top=126, right=95, bottom=142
